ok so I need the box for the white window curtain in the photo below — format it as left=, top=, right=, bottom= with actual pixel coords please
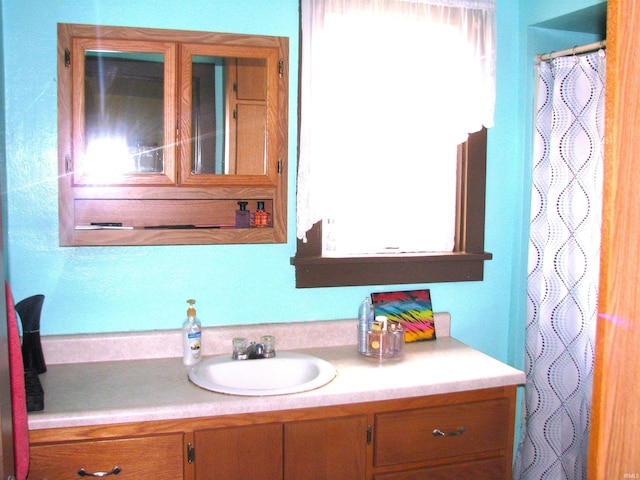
left=297, top=0, right=496, bottom=255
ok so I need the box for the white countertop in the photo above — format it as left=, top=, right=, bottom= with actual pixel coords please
left=29, top=333, right=525, bottom=431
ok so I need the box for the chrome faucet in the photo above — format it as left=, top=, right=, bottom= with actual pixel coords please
left=232, top=336, right=276, bottom=360
left=247, top=342, right=268, bottom=359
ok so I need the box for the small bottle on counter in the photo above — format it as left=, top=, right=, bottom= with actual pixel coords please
left=364, top=315, right=404, bottom=359
left=251, top=201, right=271, bottom=227
left=182, top=299, right=202, bottom=366
left=390, top=321, right=405, bottom=357
left=367, top=316, right=389, bottom=357
left=358, top=296, right=374, bottom=354
left=235, top=201, right=251, bottom=228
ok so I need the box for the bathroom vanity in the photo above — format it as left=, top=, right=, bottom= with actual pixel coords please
left=27, top=318, right=524, bottom=479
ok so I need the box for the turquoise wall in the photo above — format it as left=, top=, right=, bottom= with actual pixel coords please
left=0, top=0, right=605, bottom=367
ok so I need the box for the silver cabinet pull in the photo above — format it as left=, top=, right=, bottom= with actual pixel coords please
left=432, top=427, right=466, bottom=437
left=77, top=466, right=122, bottom=477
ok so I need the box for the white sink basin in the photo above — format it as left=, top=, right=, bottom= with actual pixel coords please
left=188, top=351, right=336, bottom=396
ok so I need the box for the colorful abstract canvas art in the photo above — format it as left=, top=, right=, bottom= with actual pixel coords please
left=371, top=289, right=436, bottom=342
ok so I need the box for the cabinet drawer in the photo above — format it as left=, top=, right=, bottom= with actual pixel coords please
left=374, top=398, right=509, bottom=467
left=29, top=433, right=183, bottom=480
left=373, top=456, right=506, bottom=480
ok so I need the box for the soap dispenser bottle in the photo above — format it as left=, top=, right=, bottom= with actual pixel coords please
left=182, top=299, right=202, bottom=366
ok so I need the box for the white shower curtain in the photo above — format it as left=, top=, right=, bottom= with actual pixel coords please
left=513, top=49, right=606, bottom=480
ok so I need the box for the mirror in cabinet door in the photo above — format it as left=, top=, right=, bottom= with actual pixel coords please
left=58, top=24, right=288, bottom=246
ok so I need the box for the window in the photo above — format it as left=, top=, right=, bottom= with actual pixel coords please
left=291, top=0, right=495, bottom=287
left=292, top=128, right=492, bottom=287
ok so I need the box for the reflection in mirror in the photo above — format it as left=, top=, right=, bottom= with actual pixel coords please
left=224, top=57, right=268, bottom=176
left=189, top=55, right=268, bottom=176
left=84, top=51, right=165, bottom=176
left=83, top=52, right=269, bottom=178
left=191, top=56, right=225, bottom=174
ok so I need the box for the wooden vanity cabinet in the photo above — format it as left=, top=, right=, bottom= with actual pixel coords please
left=28, top=386, right=516, bottom=480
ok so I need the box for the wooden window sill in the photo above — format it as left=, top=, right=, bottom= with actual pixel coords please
left=290, top=251, right=493, bottom=288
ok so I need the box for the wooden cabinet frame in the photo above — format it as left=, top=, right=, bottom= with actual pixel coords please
left=57, top=24, right=288, bottom=246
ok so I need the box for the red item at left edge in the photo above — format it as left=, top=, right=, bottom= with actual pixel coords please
left=6, top=281, right=29, bottom=480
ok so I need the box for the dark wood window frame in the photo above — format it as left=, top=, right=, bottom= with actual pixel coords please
left=290, top=128, right=492, bottom=288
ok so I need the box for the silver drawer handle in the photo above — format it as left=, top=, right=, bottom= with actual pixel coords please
left=77, top=466, right=122, bottom=477
left=432, top=427, right=466, bottom=437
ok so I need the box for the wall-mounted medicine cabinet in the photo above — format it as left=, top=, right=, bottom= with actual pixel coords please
left=57, top=24, right=288, bottom=246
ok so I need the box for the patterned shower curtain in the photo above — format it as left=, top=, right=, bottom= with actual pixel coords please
left=513, top=49, right=606, bottom=480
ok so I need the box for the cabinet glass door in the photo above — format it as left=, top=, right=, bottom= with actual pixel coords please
left=72, top=38, right=177, bottom=185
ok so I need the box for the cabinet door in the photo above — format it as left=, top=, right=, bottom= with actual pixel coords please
left=284, top=415, right=368, bottom=480
left=194, top=423, right=283, bottom=480
left=72, top=37, right=178, bottom=187
left=29, top=433, right=183, bottom=479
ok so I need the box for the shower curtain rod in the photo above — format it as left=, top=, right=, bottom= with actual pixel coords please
left=536, top=39, right=606, bottom=64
